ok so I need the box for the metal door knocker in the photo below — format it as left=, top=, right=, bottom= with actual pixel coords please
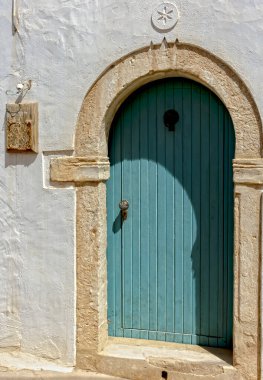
left=119, top=200, right=129, bottom=221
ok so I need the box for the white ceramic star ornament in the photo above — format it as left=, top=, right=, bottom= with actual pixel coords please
left=152, top=3, right=179, bottom=32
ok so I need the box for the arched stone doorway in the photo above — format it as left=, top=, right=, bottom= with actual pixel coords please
left=50, top=42, right=262, bottom=380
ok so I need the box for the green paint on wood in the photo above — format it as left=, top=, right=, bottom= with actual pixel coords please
left=107, top=77, right=235, bottom=348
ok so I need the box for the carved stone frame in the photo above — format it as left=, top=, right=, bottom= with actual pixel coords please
left=51, top=43, right=262, bottom=380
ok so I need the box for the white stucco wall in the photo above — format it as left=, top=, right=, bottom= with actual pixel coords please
left=0, top=0, right=262, bottom=367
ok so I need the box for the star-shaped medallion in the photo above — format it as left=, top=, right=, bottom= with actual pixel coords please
left=157, top=6, right=174, bottom=25
left=152, top=3, right=179, bottom=32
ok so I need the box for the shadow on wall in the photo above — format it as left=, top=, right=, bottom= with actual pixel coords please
left=5, top=151, right=37, bottom=168
left=107, top=77, right=235, bottom=349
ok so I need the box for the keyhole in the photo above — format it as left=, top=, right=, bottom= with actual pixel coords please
left=121, top=210, right=128, bottom=221
left=163, top=109, right=179, bottom=131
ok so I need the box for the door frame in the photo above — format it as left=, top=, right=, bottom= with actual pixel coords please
left=50, top=42, right=262, bottom=380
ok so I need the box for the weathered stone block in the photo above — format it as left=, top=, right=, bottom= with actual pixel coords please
left=50, top=156, right=110, bottom=183
left=6, top=103, right=38, bottom=152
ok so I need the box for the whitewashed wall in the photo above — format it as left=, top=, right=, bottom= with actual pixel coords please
left=0, top=0, right=262, bottom=367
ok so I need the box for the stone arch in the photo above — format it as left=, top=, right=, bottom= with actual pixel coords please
left=75, top=42, right=262, bottom=159
left=50, top=42, right=262, bottom=380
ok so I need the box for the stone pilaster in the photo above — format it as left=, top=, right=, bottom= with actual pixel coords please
left=76, top=181, right=108, bottom=369
left=233, top=159, right=262, bottom=380
left=50, top=156, right=110, bottom=369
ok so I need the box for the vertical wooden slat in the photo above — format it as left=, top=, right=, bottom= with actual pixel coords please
left=122, top=102, right=133, bottom=331
left=156, top=81, right=167, bottom=334
left=107, top=138, right=115, bottom=335
left=140, top=90, right=150, bottom=330
left=209, top=93, right=219, bottom=347
left=217, top=102, right=224, bottom=343
left=182, top=81, right=193, bottom=344
left=165, top=80, right=175, bottom=335
left=131, top=95, right=141, bottom=330
left=113, top=113, right=123, bottom=337
left=191, top=82, right=201, bottom=341
left=174, top=79, right=184, bottom=343
left=200, top=88, right=210, bottom=346
left=148, top=86, right=158, bottom=333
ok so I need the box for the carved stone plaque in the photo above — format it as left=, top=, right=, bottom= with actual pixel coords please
left=6, top=103, right=38, bottom=152
left=152, top=2, right=179, bottom=32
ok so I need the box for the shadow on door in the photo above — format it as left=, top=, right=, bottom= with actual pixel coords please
left=107, top=77, right=235, bottom=348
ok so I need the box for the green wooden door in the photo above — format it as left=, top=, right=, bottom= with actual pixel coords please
left=107, top=77, right=235, bottom=347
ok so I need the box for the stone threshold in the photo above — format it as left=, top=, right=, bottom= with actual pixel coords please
left=96, top=337, right=238, bottom=380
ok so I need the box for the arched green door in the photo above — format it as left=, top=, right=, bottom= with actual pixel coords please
left=107, top=78, right=235, bottom=348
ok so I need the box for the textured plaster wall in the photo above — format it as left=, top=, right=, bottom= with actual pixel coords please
left=0, top=0, right=263, bottom=367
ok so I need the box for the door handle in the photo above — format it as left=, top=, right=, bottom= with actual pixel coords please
left=119, top=200, right=129, bottom=221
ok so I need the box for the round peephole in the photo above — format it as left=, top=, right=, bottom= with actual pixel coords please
left=163, top=109, right=179, bottom=131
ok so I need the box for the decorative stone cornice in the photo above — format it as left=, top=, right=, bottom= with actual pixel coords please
left=233, top=158, right=263, bottom=184
left=50, top=156, right=110, bottom=183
